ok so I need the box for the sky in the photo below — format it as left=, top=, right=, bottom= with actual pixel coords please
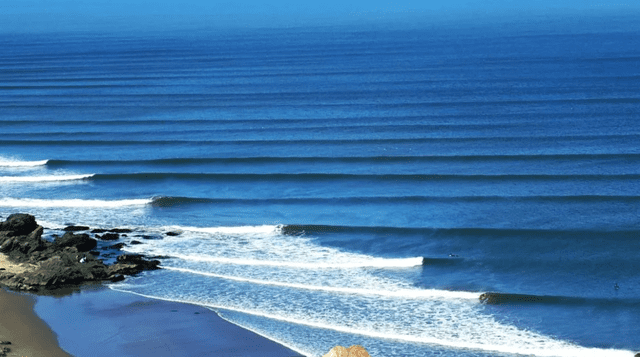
left=0, top=0, right=638, bottom=33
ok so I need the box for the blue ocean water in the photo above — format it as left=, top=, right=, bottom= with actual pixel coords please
left=1, top=15, right=639, bottom=357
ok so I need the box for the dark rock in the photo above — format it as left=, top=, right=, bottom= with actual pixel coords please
left=63, top=225, right=90, bottom=232
left=109, top=274, right=125, bottom=282
left=0, top=213, right=38, bottom=237
left=108, top=254, right=161, bottom=275
left=0, top=225, right=45, bottom=261
left=91, top=229, right=107, bottom=233
left=0, top=215, right=161, bottom=292
left=105, top=243, right=126, bottom=250
left=140, top=235, right=162, bottom=240
left=130, top=240, right=142, bottom=245
left=109, top=228, right=132, bottom=233
left=165, top=231, right=181, bottom=236
left=55, top=232, right=97, bottom=252
left=0, top=341, right=10, bottom=345
left=96, top=233, right=119, bottom=241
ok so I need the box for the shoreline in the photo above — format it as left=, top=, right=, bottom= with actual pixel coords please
left=1, top=282, right=305, bottom=357
left=0, top=213, right=305, bottom=357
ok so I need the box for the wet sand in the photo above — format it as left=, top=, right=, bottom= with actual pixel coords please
left=0, top=288, right=72, bottom=357
left=33, top=285, right=304, bottom=357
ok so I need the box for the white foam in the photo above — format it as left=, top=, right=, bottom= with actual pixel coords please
left=0, top=174, right=93, bottom=182
left=163, top=266, right=479, bottom=300
left=0, top=158, right=48, bottom=167
left=168, top=253, right=424, bottom=269
left=0, top=198, right=152, bottom=208
left=165, top=224, right=282, bottom=235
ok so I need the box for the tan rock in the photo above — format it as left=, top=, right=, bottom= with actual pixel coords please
left=348, top=345, right=370, bottom=357
left=322, top=345, right=371, bottom=357
left=322, top=345, right=349, bottom=357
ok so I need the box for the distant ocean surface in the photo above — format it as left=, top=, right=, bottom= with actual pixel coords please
left=1, top=16, right=639, bottom=357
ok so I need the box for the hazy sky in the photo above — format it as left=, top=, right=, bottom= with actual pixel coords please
left=0, top=0, right=637, bottom=33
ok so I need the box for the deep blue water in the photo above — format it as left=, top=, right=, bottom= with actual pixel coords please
left=1, top=16, right=639, bottom=357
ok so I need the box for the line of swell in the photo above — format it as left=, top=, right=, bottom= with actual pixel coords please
left=1, top=134, right=637, bottom=145
left=280, top=224, right=640, bottom=240
left=90, top=173, right=640, bottom=182
left=168, top=253, right=425, bottom=269
left=149, top=195, right=640, bottom=208
left=0, top=174, right=93, bottom=182
left=162, top=266, right=478, bottom=299
left=45, top=153, right=640, bottom=167
left=0, top=159, right=48, bottom=167
left=0, top=197, right=152, bottom=208
left=479, top=292, right=640, bottom=308
left=0, top=112, right=631, bottom=125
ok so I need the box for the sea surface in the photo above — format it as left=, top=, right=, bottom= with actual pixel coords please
left=1, top=15, right=639, bottom=357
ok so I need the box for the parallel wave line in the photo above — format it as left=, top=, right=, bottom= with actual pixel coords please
left=162, top=266, right=479, bottom=300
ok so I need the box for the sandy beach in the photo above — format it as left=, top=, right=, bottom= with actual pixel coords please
left=0, top=288, right=72, bottom=357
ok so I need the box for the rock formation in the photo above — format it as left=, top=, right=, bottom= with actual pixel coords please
left=322, top=345, right=370, bottom=357
left=0, top=213, right=160, bottom=292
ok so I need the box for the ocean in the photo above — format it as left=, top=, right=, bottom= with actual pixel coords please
left=1, top=15, right=639, bottom=357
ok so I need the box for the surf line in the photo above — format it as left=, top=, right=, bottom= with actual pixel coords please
left=167, top=253, right=425, bottom=269
left=0, top=174, right=94, bottom=182
left=162, top=266, right=478, bottom=300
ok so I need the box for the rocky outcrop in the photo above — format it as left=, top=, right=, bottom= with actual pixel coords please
left=0, top=214, right=161, bottom=292
left=55, top=232, right=97, bottom=252
left=0, top=213, right=38, bottom=236
left=322, top=345, right=370, bottom=357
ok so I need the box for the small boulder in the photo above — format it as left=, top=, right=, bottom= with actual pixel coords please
left=165, top=231, right=181, bottom=236
left=130, top=240, right=142, bottom=245
left=323, top=346, right=370, bottom=357
left=109, top=228, right=132, bottom=233
left=97, top=233, right=119, bottom=241
left=323, top=346, right=348, bottom=357
left=63, top=225, right=90, bottom=232
left=105, top=243, right=126, bottom=250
